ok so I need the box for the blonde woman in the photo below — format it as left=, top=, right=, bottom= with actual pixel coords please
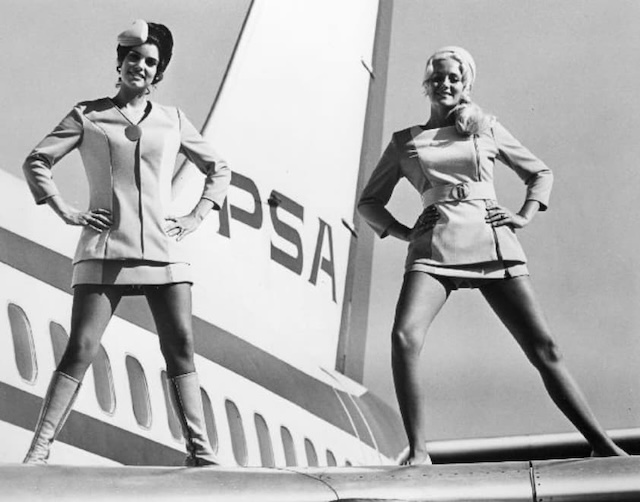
left=358, top=46, right=626, bottom=465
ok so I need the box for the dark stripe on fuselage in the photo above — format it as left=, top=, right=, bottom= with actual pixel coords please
left=0, top=381, right=183, bottom=465
left=0, top=226, right=404, bottom=457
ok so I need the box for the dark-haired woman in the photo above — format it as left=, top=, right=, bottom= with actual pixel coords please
left=358, top=46, right=626, bottom=465
left=22, top=20, right=230, bottom=466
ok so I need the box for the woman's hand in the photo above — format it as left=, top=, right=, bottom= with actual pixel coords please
left=164, top=214, right=201, bottom=241
left=63, top=208, right=113, bottom=232
left=485, top=204, right=529, bottom=229
left=73, top=209, right=113, bottom=232
left=399, top=205, right=441, bottom=241
left=165, top=199, right=214, bottom=241
left=46, top=196, right=113, bottom=232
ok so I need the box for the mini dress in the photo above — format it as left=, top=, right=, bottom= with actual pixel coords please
left=23, top=98, right=231, bottom=291
left=358, top=121, right=553, bottom=289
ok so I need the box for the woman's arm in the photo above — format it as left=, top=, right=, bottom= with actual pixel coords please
left=46, top=195, right=113, bottom=232
left=486, top=121, right=553, bottom=229
left=358, top=137, right=405, bottom=238
left=23, top=107, right=84, bottom=205
left=362, top=205, right=440, bottom=241
left=359, top=135, right=440, bottom=241
left=165, top=198, right=214, bottom=241
left=177, top=109, right=231, bottom=211
left=492, top=122, right=553, bottom=210
left=23, top=105, right=113, bottom=232
left=166, top=109, right=231, bottom=241
left=485, top=199, right=540, bottom=229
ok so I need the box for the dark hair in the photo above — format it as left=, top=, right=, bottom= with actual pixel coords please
left=117, top=21, right=173, bottom=84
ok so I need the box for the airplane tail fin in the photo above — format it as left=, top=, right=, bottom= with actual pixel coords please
left=172, top=0, right=391, bottom=379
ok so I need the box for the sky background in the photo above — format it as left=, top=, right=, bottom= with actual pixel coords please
left=1, top=0, right=639, bottom=442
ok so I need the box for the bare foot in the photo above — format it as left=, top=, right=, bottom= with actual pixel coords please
left=400, top=451, right=432, bottom=466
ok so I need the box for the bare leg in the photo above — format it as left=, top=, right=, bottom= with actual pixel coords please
left=58, top=285, right=123, bottom=380
left=24, top=285, right=122, bottom=463
left=145, top=283, right=219, bottom=465
left=392, top=272, right=450, bottom=465
left=480, top=276, right=626, bottom=456
left=144, top=283, right=196, bottom=377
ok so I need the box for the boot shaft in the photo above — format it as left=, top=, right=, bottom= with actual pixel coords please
left=23, top=371, right=82, bottom=464
left=169, top=372, right=219, bottom=466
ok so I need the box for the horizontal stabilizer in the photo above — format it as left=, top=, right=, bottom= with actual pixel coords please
left=426, top=427, right=640, bottom=463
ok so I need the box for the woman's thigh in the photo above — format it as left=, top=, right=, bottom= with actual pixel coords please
left=480, top=276, right=556, bottom=354
left=144, top=283, right=193, bottom=340
left=69, top=285, right=123, bottom=343
left=393, top=272, right=451, bottom=352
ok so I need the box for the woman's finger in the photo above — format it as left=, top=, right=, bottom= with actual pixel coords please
left=486, top=208, right=510, bottom=222
left=83, top=216, right=107, bottom=232
left=489, top=213, right=511, bottom=227
left=91, top=214, right=113, bottom=226
left=418, top=209, right=440, bottom=225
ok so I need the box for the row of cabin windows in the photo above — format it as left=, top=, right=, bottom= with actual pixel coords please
left=7, top=302, right=350, bottom=467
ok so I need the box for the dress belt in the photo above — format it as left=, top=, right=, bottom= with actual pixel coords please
left=421, top=181, right=496, bottom=207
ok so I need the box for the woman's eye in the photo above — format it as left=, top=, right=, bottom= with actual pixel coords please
left=146, top=58, right=158, bottom=67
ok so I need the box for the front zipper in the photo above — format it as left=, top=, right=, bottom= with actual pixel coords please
left=474, top=134, right=505, bottom=268
left=472, top=134, right=481, bottom=181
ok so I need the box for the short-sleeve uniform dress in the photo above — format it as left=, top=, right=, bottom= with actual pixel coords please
left=23, top=98, right=231, bottom=290
left=358, top=121, right=553, bottom=288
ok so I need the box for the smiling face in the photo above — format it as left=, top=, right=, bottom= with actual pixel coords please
left=425, top=57, right=466, bottom=110
left=118, top=43, right=160, bottom=92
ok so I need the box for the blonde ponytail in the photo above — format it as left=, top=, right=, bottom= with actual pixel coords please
left=452, top=101, right=494, bottom=136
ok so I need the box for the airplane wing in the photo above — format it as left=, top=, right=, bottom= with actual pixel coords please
left=2, top=457, right=640, bottom=501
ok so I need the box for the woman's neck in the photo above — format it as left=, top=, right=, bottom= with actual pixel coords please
left=112, top=89, right=148, bottom=110
left=425, top=105, right=455, bottom=129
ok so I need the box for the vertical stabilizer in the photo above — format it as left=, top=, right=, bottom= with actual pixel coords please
left=173, top=0, right=383, bottom=373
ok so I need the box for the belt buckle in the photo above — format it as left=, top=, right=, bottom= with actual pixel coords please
left=451, top=183, right=470, bottom=200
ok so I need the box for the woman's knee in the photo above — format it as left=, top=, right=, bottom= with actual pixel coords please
left=160, top=328, right=195, bottom=359
left=392, top=325, right=425, bottom=357
left=162, top=340, right=195, bottom=375
left=66, top=336, right=102, bottom=364
left=526, top=336, right=564, bottom=369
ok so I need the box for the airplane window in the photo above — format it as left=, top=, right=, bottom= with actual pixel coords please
left=125, top=355, right=152, bottom=429
left=7, top=303, right=37, bottom=383
left=326, top=449, right=337, bottom=467
left=254, top=413, right=274, bottom=467
left=225, top=399, right=247, bottom=466
left=48, top=321, right=68, bottom=367
left=345, top=460, right=352, bottom=467
left=93, top=344, right=116, bottom=414
left=201, top=388, right=219, bottom=454
left=160, top=371, right=182, bottom=440
left=304, top=438, right=318, bottom=467
left=280, top=426, right=297, bottom=467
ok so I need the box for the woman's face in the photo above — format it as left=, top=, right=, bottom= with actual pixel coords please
left=119, top=43, right=160, bottom=92
left=426, top=58, right=465, bottom=109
